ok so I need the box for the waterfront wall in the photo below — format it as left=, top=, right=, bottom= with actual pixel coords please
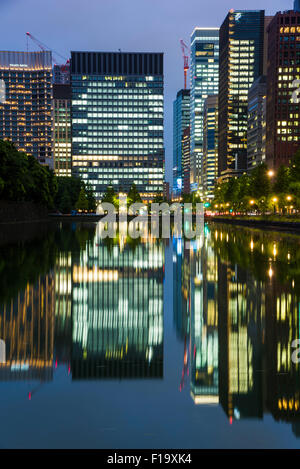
left=0, top=201, right=49, bottom=224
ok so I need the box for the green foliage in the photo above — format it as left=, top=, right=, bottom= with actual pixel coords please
left=273, top=165, right=290, bottom=194
left=290, top=147, right=300, bottom=182
left=54, top=177, right=96, bottom=213
left=86, top=183, right=97, bottom=212
left=213, top=154, right=300, bottom=214
left=127, top=183, right=142, bottom=206
left=0, top=139, right=97, bottom=214
left=101, top=185, right=119, bottom=208
left=249, top=163, right=271, bottom=199
left=76, top=188, right=89, bottom=211
left=0, top=140, right=56, bottom=208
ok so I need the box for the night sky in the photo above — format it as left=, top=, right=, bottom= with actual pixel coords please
left=0, top=0, right=292, bottom=183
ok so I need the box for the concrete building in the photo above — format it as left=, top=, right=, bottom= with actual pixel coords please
left=53, top=84, right=71, bottom=176
left=266, top=9, right=300, bottom=169
left=0, top=51, right=53, bottom=166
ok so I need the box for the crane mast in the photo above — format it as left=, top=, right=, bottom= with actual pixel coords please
left=180, top=39, right=190, bottom=90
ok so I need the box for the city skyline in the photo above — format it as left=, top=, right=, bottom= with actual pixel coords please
left=0, top=0, right=291, bottom=184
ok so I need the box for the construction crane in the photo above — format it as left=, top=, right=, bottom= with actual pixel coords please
left=26, top=32, right=69, bottom=70
left=180, top=39, right=190, bottom=90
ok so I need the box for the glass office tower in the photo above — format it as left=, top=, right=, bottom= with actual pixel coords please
left=190, top=28, right=219, bottom=192
left=203, top=95, right=218, bottom=199
left=247, top=76, right=267, bottom=171
left=219, top=10, right=265, bottom=180
left=71, top=52, right=164, bottom=201
left=173, top=89, right=190, bottom=194
left=0, top=51, right=53, bottom=166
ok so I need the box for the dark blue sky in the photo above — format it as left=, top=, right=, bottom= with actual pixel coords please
left=1, top=0, right=292, bottom=183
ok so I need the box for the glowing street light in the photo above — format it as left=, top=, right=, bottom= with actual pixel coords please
left=249, top=200, right=255, bottom=205
left=268, top=170, right=275, bottom=178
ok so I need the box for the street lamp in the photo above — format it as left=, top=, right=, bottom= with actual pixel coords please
left=272, top=196, right=278, bottom=214
left=268, top=170, right=275, bottom=178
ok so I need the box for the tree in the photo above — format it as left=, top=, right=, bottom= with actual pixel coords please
left=101, top=184, right=118, bottom=207
left=0, top=139, right=57, bottom=208
left=86, top=183, right=97, bottom=212
left=273, top=165, right=290, bottom=194
left=290, top=147, right=300, bottom=182
left=76, top=188, right=88, bottom=211
left=54, top=176, right=83, bottom=213
left=127, top=183, right=142, bottom=206
left=60, top=188, right=72, bottom=214
left=249, top=164, right=271, bottom=200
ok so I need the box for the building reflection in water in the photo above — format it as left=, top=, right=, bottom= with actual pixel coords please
left=173, top=224, right=300, bottom=433
left=174, top=231, right=219, bottom=403
left=0, top=221, right=300, bottom=437
left=0, top=223, right=164, bottom=391
left=71, top=224, right=164, bottom=379
left=0, top=275, right=55, bottom=383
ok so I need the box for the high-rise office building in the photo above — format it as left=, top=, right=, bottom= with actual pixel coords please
left=0, top=51, right=53, bottom=166
left=266, top=10, right=300, bottom=169
left=53, top=63, right=70, bottom=84
left=247, top=76, right=267, bottom=170
left=71, top=51, right=164, bottom=201
left=295, top=0, right=300, bottom=13
left=190, top=28, right=219, bottom=192
left=173, top=89, right=190, bottom=194
left=182, top=126, right=191, bottom=194
left=53, top=84, right=72, bottom=176
left=218, top=10, right=265, bottom=180
left=202, top=95, right=218, bottom=199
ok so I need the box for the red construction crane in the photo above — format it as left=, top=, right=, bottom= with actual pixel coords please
left=180, top=39, right=190, bottom=90
left=26, top=32, right=69, bottom=69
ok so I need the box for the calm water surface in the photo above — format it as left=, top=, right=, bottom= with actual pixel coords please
left=0, top=221, right=300, bottom=449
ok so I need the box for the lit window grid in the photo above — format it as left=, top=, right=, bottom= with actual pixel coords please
left=71, top=74, right=164, bottom=200
left=0, top=67, right=53, bottom=163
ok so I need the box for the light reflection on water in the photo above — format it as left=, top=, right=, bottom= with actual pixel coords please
left=0, top=221, right=300, bottom=448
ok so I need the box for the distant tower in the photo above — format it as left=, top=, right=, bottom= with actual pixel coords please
left=294, top=0, right=300, bottom=12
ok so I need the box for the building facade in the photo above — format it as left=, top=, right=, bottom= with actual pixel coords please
left=71, top=51, right=164, bottom=201
left=218, top=10, right=265, bottom=180
left=53, top=63, right=70, bottom=84
left=182, top=126, right=191, bottom=194
left=0, top=51, right=53, bottom=166
left=173, top=89, right=190, bottom=194
left=53, top=84, right=72, bottom=176
left=266, top=9, right=300, bottom=169
left=247, top=76, right=267, bottom=170
left=190, top=28, right=219, bottom=192
left=202, top=95, right=218, bottom=199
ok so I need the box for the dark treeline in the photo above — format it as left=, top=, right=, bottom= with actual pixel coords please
left=0, top=140, right=96, bottom=213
